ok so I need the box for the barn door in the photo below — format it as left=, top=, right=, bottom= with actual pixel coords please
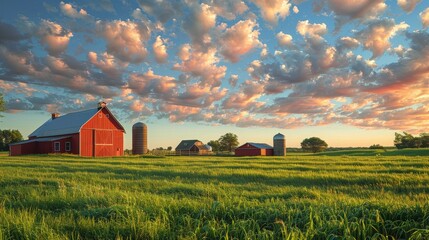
left=94, top=130, right=114, bottom=157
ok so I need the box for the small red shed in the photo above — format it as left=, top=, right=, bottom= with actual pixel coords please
left=9, top=102, right=125, bottom=157
left=235, top=142, right=274, bottom=156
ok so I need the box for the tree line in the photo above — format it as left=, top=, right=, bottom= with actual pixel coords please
left=394, top=132, right=429, bottom=149
left=0, top=129, right=23, bottom=151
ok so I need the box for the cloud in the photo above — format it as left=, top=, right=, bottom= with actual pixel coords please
left=211, top=1, right=248, bottom=20
left=276, top=31, right=293, bottom=46
left=293, top=6, right=299, bottom=14
left=397, top=0, right=421, bottom=13
left=296, top=20, right=327, bottom=47
left=152, top=36, right=168, bottom=63
left=421, top=8, right=429, bottom=28
left=60, top=2, right=91, bottom=20
left=219, top=19, right=261, bottom=62
left=182, top=3, right=216, bottom=46
left=327, top=0, right=386, bottom=20
left=128, top=69, right=176, bottom=99
left=37, top=20, right=73, bottom=56
left=136, top=0, right=182, bottom=23
left=87, top=51, right=126, bottom=86
left=96, top=20, right=151, bottom=63
left=355, top=18, right=409, bottom=58
left=222, top=79, right=265, bottom=109
left=174, top=44, right=226, bottom=88
left=250, top=0, right=291, bottom=25
left=264, top=96, right=334, bottom=114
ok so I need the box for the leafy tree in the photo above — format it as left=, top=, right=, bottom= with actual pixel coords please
left=167, top=146, right=172, bottom=151
left=301, top=137, right=328, bottom=153
left=0, top=129, right=23, bottom=151
left=219, top=133, right=239, bottom=152
left=207, top=140, right=221, bottom=152
left=394, top=132, right=424, bottom=149
left=0, top=93, right=4, bottom=117
left=369, top=144, right=384, bottom=149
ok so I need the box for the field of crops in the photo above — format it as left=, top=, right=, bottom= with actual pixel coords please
left=1, top=150, right=429, bottom=239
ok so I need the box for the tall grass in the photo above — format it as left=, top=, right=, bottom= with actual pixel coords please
left=0, top=154, right=428, bottom=239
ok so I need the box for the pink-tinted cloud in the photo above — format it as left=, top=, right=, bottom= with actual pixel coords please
left=88, top=51, right=125, bottom=86
left=174, top=45, right=226, bottom=88
left=251, top=0, right=291, bottom=25
left=397, top=0, right=421, bottom=13
left=222, top=79, right=265, bottom=109
left=152, top=36, right=168, bottom=63
left=296, top=20, right=327, bottom=46
left=276, top=31, right=293, bottom=46
left=182, top=3, right=216, bottom=46
left=421, top=8, right=429, bottom=28
left=37, top=20, right=73, bottom=56
left=356, top=18, right=409, bottom=58
left=60, top=2, right=90, bottom=19
left=96, top=20, right=151, bottom=63
left=128, top=69, right=176, bottom=99
left=219, top=19, right=261, bottom=62
left=327, top=0, right=386, bottom=20
left=211, top=1, right=248, bottom=20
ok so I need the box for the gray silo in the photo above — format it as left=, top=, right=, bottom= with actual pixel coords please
left=273, top=133, right=286, bottom=156
left=132, top=122, right=147, bottom=154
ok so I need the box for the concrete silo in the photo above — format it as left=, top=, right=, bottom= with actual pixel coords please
left=132, top=122, right=147, bottom=154
left=273, top=133, right=286, bottom=156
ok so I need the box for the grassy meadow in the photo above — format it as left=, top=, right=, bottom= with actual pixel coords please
left=0, top=150, right=429, bottom=239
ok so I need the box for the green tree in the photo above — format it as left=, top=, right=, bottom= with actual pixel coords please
left=0, top=129, right=23, bottom=151
left=301, top=137, right=328, bottom=153
left=219, top=133, right=239, bottom=152
left=0, top=93, right=5, bottom=117
left=207, top=140, right=221, bottom=152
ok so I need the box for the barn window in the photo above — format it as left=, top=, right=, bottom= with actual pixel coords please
left=54, top=142, right=60, bottom=151
left=98, top=113, right=102, bottom=118
left=106, top=114, right=110, bottom=118
left=65, top=142, right=71, bottom=151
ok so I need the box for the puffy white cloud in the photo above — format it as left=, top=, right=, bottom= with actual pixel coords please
left=60, top=2, right=90, bottom=19
left=251, top=0, right=291, bottom=25
left=211, top=1, right=248, bottom=20
left=293, top=6, right=299, bottom=14
left=174, top=45, right=226, bottom=88
left=219, top=19, right=261, bottom=62
left=88, top=51, right=125, bottom=86
left=356, top=19, right=409, bottom=58
left=421, top=8, right=429, bottom=28
left=153, top=36, right=168, bottom=64
left=338, top=37, right=360, bottom=49
left=296, top=20, right=327, bottom=46
left=182, top=3, right=216, bottom=46
left=96, top=20, right=151, bottom=63
left=37, top=20, right=73, bottom=56
left=327, top=0, right=386, bottom=20
left=128, top=69, right=176, bottom=99
left=397, top=0, right=421, bottom=13
left=276, top=31, right=293, bottom=46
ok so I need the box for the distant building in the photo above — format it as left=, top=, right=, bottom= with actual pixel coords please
left=9, top=102, right=125, bottom=157
left=175, top=140, right=210, bottom=155
left=273, top=133, right=286, bottom=156
left=235, top=142, right=274, bottom=156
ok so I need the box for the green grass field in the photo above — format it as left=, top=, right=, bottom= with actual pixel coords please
left=0, top=150, right=428, bottom=239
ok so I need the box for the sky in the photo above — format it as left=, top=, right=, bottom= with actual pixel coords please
left=0, top=0, right=428, bottom=150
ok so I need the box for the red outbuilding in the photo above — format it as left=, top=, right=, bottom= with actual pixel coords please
left=235, top=142, right=274, bottom=156
left=9, top=102, right=125, bottom=157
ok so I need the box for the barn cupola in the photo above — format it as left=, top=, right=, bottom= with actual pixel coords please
left=51, top=113, right=60, bottom=120
left=97, top=101, right=107, bottom=110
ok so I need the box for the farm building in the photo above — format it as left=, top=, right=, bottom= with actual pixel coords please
left=9, top=102, right=125, bottom=157
left=235, top=143, right=274, bottom=156
left=175, top=140, right=210, bottom=155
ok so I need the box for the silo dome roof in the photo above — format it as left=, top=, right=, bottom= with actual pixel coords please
left=132, top=122, right=147, bottom=128
left=273, top=133, right=285, bottom=140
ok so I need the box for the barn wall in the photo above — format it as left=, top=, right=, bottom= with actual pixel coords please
left=81, top=108, right=124, bottom=157
left=235, top=148, right=262, bottom=156
left=9, top=144, right=21, bottom=156
left=266, top=149, right=274, bottom=156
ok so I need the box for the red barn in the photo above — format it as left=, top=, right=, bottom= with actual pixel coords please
left=9, top=102, right=125, bottom=157
left=235, top=142, right=274, bottom=156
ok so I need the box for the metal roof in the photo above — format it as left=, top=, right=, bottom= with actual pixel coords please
left=247, top=142, right=273, bottom=149
left=9, top=135, right=73, bottom=146
left=175, top=140, right=209, bottom=151
left=273, top=133, right=285, bottom=140
left=28, top=107, right=125, bottom=138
